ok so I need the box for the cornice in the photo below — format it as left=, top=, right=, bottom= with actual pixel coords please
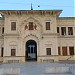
left=57, top=35, right=75, bottom=38
left=4, top=34, right=19, bottom=36
left=57, top=17, right=75, bottom=20
left=43, top=33, right=58, bottom=36
left=0, top=10, right=62, bottom=16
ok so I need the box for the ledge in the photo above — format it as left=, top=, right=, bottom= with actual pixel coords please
left=3, top=34, right=19, bottom=36
left=0, top=10, right=62, bottom=16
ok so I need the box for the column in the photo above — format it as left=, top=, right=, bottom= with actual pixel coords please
left=59, top=27, right=61, bottom=36
left=0, top=47, right=1, bottom=56
left=28, top=45, right=32, bottom=53
left=66, top=27, right=68, bottom=36
left=67, top=46, right=69, bottom=55
left=60, top=38, right=62, bottom=55
left=74, top=40, right=75, bottom=55
left=60, top=46, right=62, bottom=55
left=33, top=45, right=35, bottom=53
left=73, top=26, right=75, bottom=36
left=73, top=27, right=75, bottom=55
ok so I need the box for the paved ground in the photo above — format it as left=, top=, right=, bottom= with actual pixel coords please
left=0, top=62, right=75, bottom=75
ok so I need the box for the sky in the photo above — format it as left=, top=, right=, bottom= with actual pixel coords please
left=0, top=0, right=74, bottom=17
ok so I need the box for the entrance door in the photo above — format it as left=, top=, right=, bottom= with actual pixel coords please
left=26, top=40, right=37, bottom=61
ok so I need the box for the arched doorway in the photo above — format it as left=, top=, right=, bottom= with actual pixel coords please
left=26, top=40, right=37, bottom=61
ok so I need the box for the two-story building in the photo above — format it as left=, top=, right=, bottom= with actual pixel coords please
left=0, top=10, right=75, bottom=63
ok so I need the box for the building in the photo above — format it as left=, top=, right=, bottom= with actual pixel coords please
left=0, top=10, right=75, bottom=63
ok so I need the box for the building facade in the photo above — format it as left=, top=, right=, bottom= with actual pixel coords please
left=0, top=10, right=75, bottom=63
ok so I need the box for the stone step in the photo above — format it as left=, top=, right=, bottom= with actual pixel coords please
left=0, top=62, right=74, bottom=75
left=45, top=67, right=71, bottom=74
left=59, top=60, right=75, bottom=64
left=0, top=68, right=20, bottom=75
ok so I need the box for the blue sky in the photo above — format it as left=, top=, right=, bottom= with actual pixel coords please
left=0, top=0, right=74, bottom=17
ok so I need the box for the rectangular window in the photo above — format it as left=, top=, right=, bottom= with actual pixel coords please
left=69, top=47, right=74, bottom=55
left=2, top=27, right=4, bottom=34
left=46, top=48, right=51, bottom=55
left=29, top=22, right=33, bottom=30
left=57, top=27, right=59, bottom=33
left=61, top=27, right=66, bottom=35
left=1, top=47, right=4, bottom=57
left=11, top=22, right=16, bottom=30
left=58, top=47, right=61, bottom=55
left=11, top=49, right=16, bottom=56
left=46, top=22, right=50, bottom=30
left=62, top=47, right=67, bottom=56
left=68, top=27, right=73, bottom=35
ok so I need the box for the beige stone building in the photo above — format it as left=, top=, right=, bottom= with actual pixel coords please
left=0, top=10, right=75, bottom=63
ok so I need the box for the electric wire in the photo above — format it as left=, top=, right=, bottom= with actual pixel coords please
left=0, top=1, right=74, bottom=8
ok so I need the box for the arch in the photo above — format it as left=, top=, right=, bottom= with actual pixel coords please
left=20, top=17, right=43, bottom=39
left=25, top=40, right=37, bottom=61
left=21, top=17, right=43, bottom=31
left=25, top=34, right=39, bottom=41
left=25, top=17, right=42, bottom=27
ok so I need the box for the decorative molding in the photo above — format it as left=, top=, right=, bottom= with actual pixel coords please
left=4, top=34, right=19, bottom=36
left=3, top=56, right=25, bottom=57
left=43, top=33, right=58, bottom=36
left=0, top=10, right=62, bottom=16
left=24, top=34, right=39, bottom=40
left=58, top=35, right=75, bottom=38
